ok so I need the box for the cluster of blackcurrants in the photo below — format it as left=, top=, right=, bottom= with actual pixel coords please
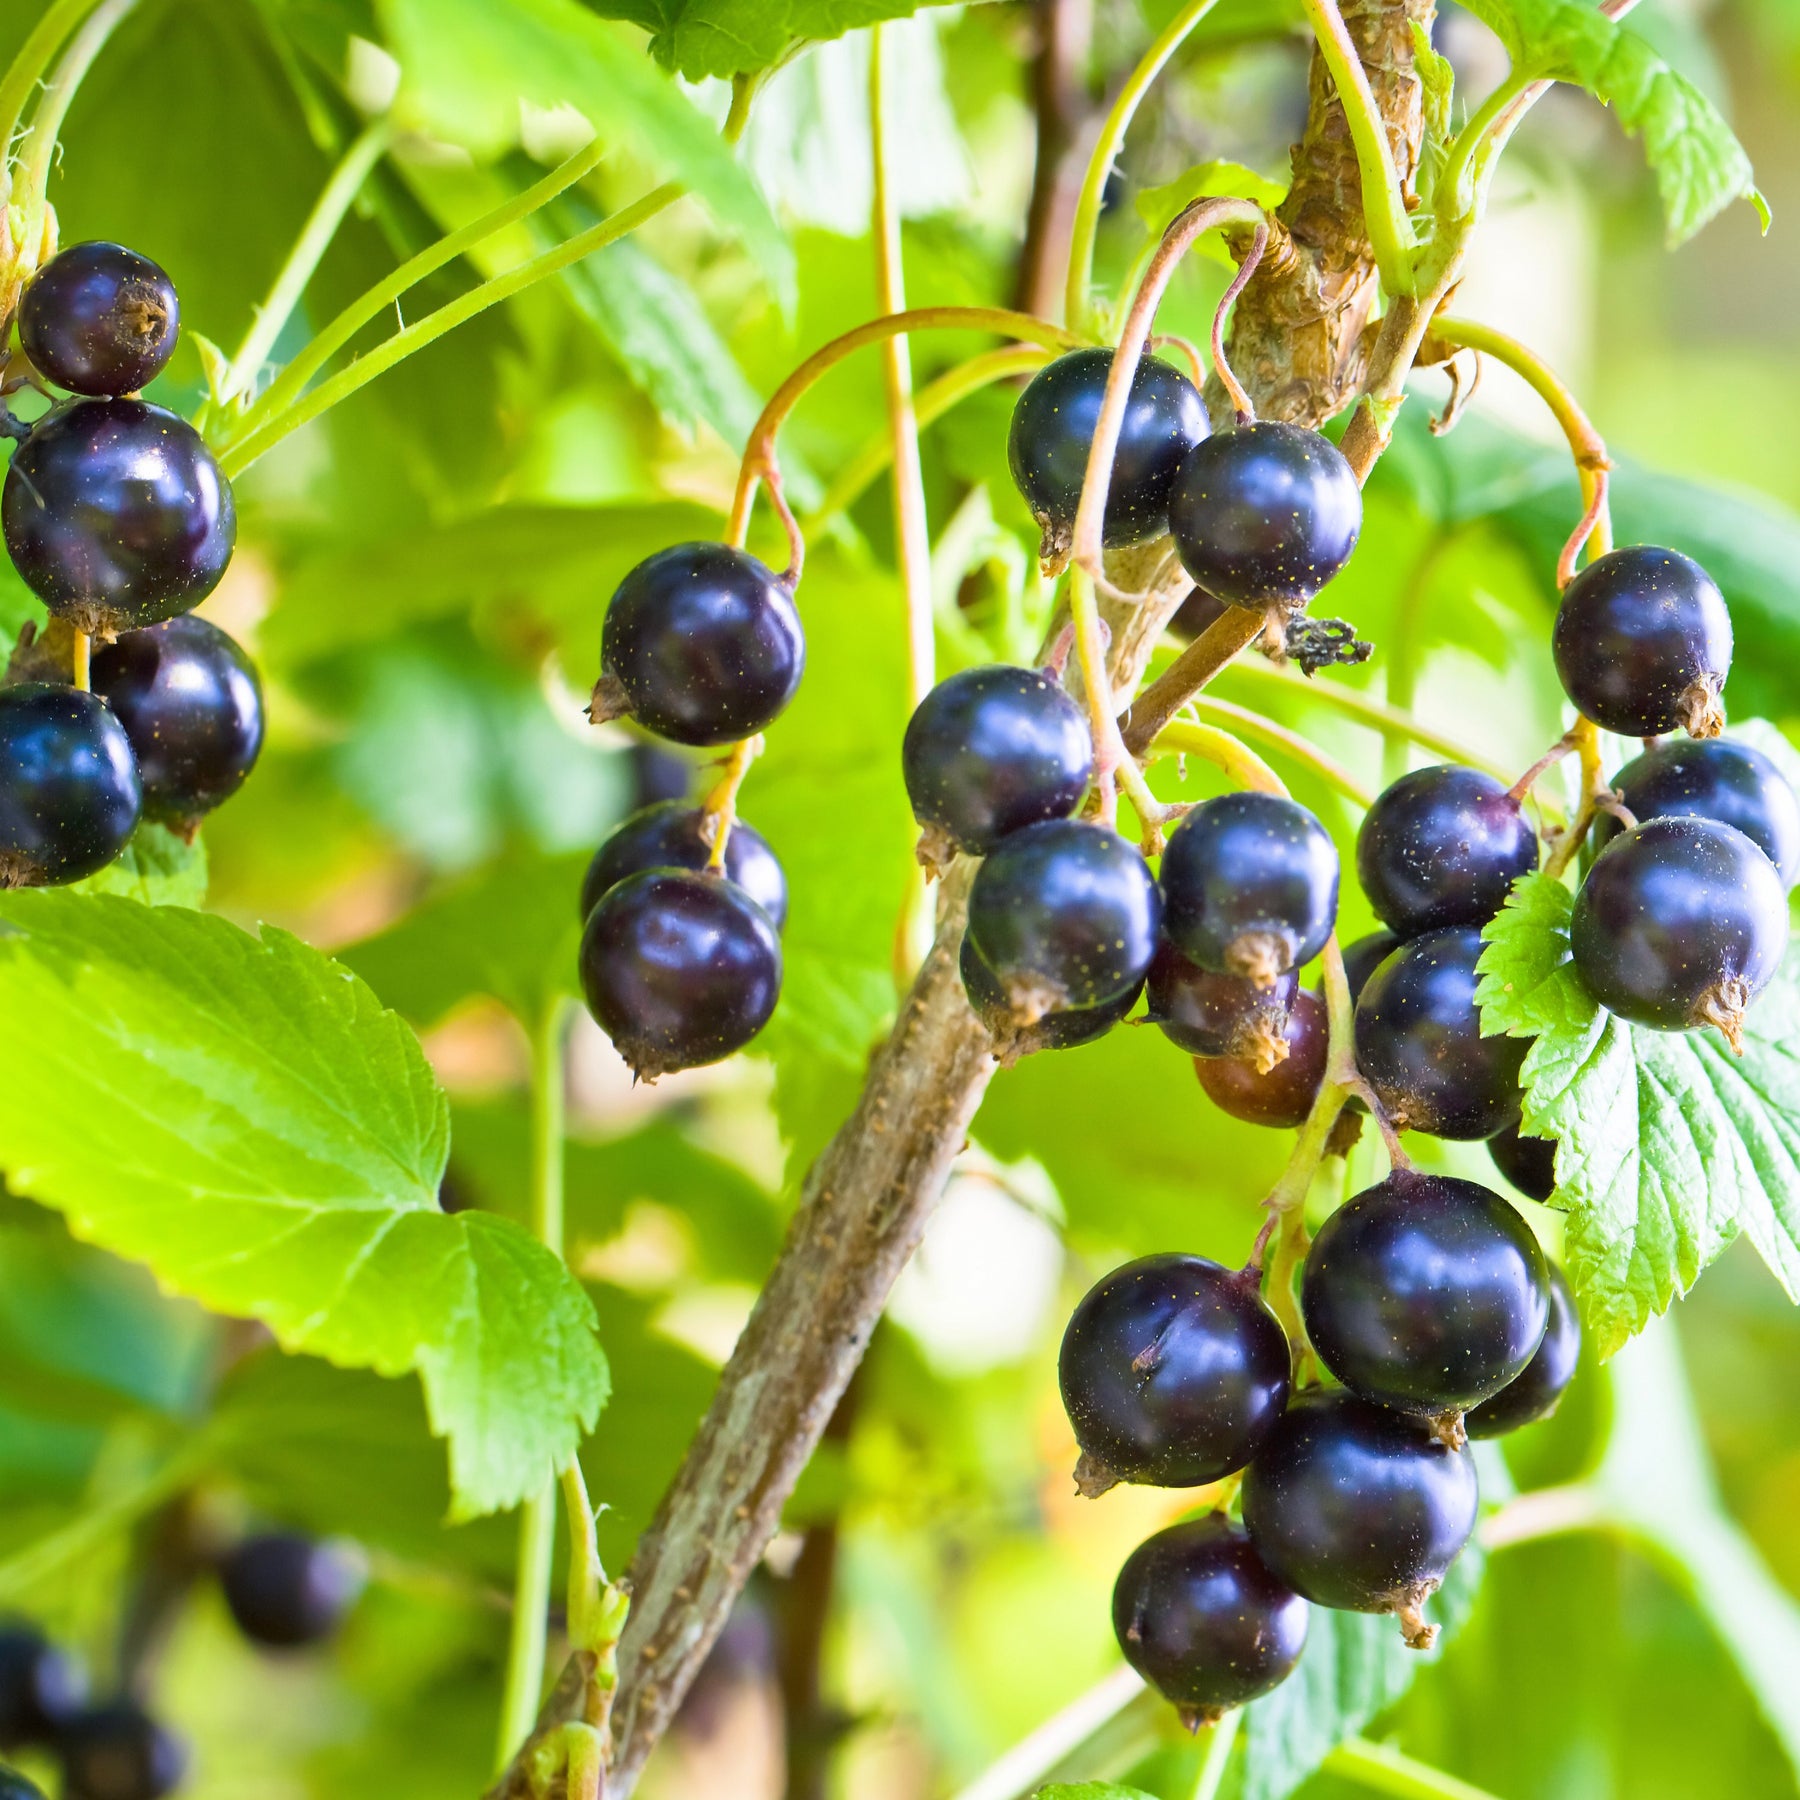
left=0, top=241, right=261, bottom=882
left=0, top=1532, right=359, bottom=1800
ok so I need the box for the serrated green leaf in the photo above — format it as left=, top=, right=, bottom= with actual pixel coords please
left=0, top=892, right=608, bottom=1517
left=1035, top=1785, right=1156, bottom=1800
left=68, top=823, right=208, bottom=908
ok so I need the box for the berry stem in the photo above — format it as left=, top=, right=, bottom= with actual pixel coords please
left=1069, top=562, right=1170, bottom=841
left=1210, top=222, right=1269, bottom=424
left=0, top=0, right=104, bottom=208
left=1163, top=698, right=1377, bottom=808
left=1433, top=72, right=1532, bottom=222
left=1149, top=718, right=1286, bottom=798
left=699, top=734, right=764, bottom=870
left=1507, top=730, right=1578, bottom=807
left=1542, top=718, right=1607, bottom=880
left=1322, top=1736, right=1506, bottom=1800
left=1121, top=608, right=1280, bottom=757
left=70, top=627, right=89, bottom=694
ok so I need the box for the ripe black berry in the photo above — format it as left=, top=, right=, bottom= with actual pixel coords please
left=3, top=401, right=236, bottom=634
left=57, top=1702, right=186, bottom=1800
left=1167, top=422, right=1361, bottom=608
left=1486, top=1120, right=1557, bottom=1202
left=1195, top=986, right=1327, bottom=1129
left=1356, top=765, right=1537, bottom=938
left=1160, top=792, right=1339, bottom=984
left=965, top=819, right=1160, bottom=1020
left=1354, top=926, right=1526, bottom=1139
left=579, top=869, right=782, bottom=1080
left=89, top=616, right=262, bottom=831
left=579, top=801, right=787, bottom=929
left=1340, top=930, right=1399, bottom=1005
left=1570, top=816, right=1787, bottom=1048
left=219, top=1533, right=363, bottom=1649
left=1301, top=1170, right=1550, bottom=1422
left=1112, top=1516, right=1308, bottom=1726
left=0, top=685, right=141, bottom=886
left=1241, top=1389, right=1478, bottom=1646
left=0, top=1769, right=48, bottom=1800
left=1552, top=545, right=1732, bottom=738
left=18, top=243, right=179, bottom=397
left=0, top=1625, right=85, bottom=1749
left=1596, top=737, right=1800, bottom=887
left=1467, top=1262, right=1581, bottom=1439
left=902, top=665, right=1092, bottom=861
left=1146, top=940, right=1297, bottom=1065
left=595, top=544, right=804, bottom=746
left=1006, top=348, right=1207, bottom=553
left=958, top=933, right=1138, bottom=1061
left=1058, top=1253, right=1291, bottom=1495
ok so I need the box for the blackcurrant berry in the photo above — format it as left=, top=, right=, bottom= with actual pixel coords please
left=1354, top=926, right=1526, bottom=1139
left=1195, top=986, right=1327, bottom=1129
left=1167, top=421, right=1361, bottom=608
left=1355, top=765, right=1537, bottom=938
left=958, top=933, right=1139, bottom=1061
left=18, top=243, right=179, bottom=398
left=1160, top=792, right=1339, bottom=984
left=965, top=819, right=1160, bottom=1019
left=1486, top=1120, right=1557, bottom=1202
left=1340, top=929, right=1400, bottom=1006
left=0, top=1769, right=48, bottom=1800
left=89, top=616, right=262, bottom=832
left=57, top=1702, right=186, bottom=1800
left=3, top=401, right=236, bottom=634
left=1570, top=815, right=1787, bottom=1049
left=219, top=1532, right=364, bottom=1650
left=1552, top=545, right=1732, bottom=739
left=1058, top=1253, right=1291, bottom=1495
left=1467, top=1262, right=1581, bottom=1439
left=0, top=685, right=141, bottom=886
left=0, top=1626, right=85, bottom=1749
left=1241, top=1389, right=1478, bottom=1646
left=1146, top=939, right=1297, bottom=1066
left=1596, top=736, right=1800, bottom=887
left=902, top=665, right=1092, bottom=861
left=1006, top=348, right=1207, bottom=553
left=579, top=801, right=787, bottom=929
left=1301, top=1170, right=1550, bottom=1423
left=1112, top=1516, right=1309, bottom=1726
left=594, top=544, right=804, bottom=747
left=579, top=869, right=782, bottom=1080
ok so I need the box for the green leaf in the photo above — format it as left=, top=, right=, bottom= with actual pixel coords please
left=1132, top=161, right=1289, bottom=273
left=0, top=893, right=607, bottom=1517
left=69, top=823, right=208, bottom=908
left=1035, top=1785, right=1157, bottom=1799
left=1478, top=874, right=1800, bottom=1356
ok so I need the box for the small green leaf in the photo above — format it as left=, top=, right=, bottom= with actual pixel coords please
left=69, top=823, right=208, bottom=909
left=1035, top=1785, right=1157, bottom=1800
left=1134, top=160, right=1289, bottom=269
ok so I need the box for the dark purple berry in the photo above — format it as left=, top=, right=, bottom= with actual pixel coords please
left=1007, top=349, right=1207, bottom=553
left=1112, top=1516, right=1308, bottom=1726
left=1146, top=939, right=1297, bottom=1064
left=1552, top=545, right=1731, bottom=739
left=1301, top=1170, right=1550, bottom=1420
left=1486, top=1120, right=1557, bottom=1202
left=1353, top=926, right=1526, bottom=1139
left=19, top=243, right=179, bottom=397
left=1340, top=930, right=1400, bottom=1005
left=579, top=802, right=786, bottom=929
left=1168, top=422, right=1361, bottom=608
left=1161, top=792, right=1339, bottom=985
left=579, top=868, right=781, bottom=1080
left=958, top=932, right=1138, bottom=1061
left=57, top=1702, right=186, bottom=1800
left=1059, top=1253, right=1291, bottom=1494
left=0, top=1769, right=48, bottom=1800
left=1467, top=1262, right=1581, bottom=1439
left=595, top=544, right=803, bottom=746
left=1571, top=816, right=1787, bottom=1048
left=1195, top=986, right=1327, bottom=1129
left=0, top=685, right=141, bottom=885
left=3, top=400, right=235, bottom=634
left=628, top=742, right=691, bottom=808
left=219, top=1532, right=364, bottom=1649
left=1356, top=765, right=1537, bottom=938
left=1241, top=1389, right=1478, bottom=1646
left=0, top=1626, right=86, bottom=1749
left=89, top=615, right=262, bottom=830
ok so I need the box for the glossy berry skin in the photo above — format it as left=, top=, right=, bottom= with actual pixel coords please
left=1487, top=1120, right=1557, bottom=1202
left=1571, top=816, right=1787, bottom=1041
left=1167, top=422, right=1361, bottom=607
left=1552, top=545, right=1732, bottom=738
left=1340, top=930, right=1400, bottom=1006
left=1467, top=1263, right=1581, bottom=1439
left=1147, top=940, right=1297, bottom=1062
left=0, top=685, right=141, bottom=886
left=1356, top=765, right=1537, bottom=938
left=959, top=933, right=1138, bottom=1060
left=1241, top=1389, right=1478, bottom=1631
left=1112, top=1516, right=1309, bottom=1723
left=1596, top=737, right=1800, bottom=887
left=0, top=1626, right=86, bottom=1749
left=1059, top=1253, right=1291, bottom=1493
left=3, top=401, right=236, bottom=633
left=1195, top=987, right=1327, bottom=1129
left=1161, top=792, right=1339, bottom=984
left=966, top=819, right=1160, bottom=1017
left=89, top=615, right=262, bottom=829
left=598, top=544, right=803, bottom=746
left=902, top=666, right=1092, bottom=857
left=1006, top=349, right=1207, bottom=550
left=19, top=243, right=179, bottom=397
left=57, top=1703, right=187, bottom=1800
left=219, top=1533, right=364, bottom=1649
left=1354, top=926, right=1526, bottom=1139
left=0, top=1770, right=48, bottom=1800
left=1302, top=1171, right=1551, bottom=1416
left=579, top=801, right=787, bottom=929
left=579, top=869, right=782, bottom=1080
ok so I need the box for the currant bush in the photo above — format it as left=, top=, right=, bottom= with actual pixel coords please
left=579, top=801, right=788, bottom=929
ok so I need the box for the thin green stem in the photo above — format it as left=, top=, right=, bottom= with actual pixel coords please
left=0, top=0, right=100, bottom=194
left=1323, top=1737, right=1507, bottom=1800
left=1071, top=561, right=1169, bottom=838
left=1149, top=717, right=1286, bottom=797
left=1480, top=1482, right=1611, bottom=1551
left=1064, top=0, right=1223, bottom=333
left=1435, top=71, right=1530, bottom=221
left=1192, top=1707, right=1242, bottom=1800
left=1177, top=696, right=1375, bottom=807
